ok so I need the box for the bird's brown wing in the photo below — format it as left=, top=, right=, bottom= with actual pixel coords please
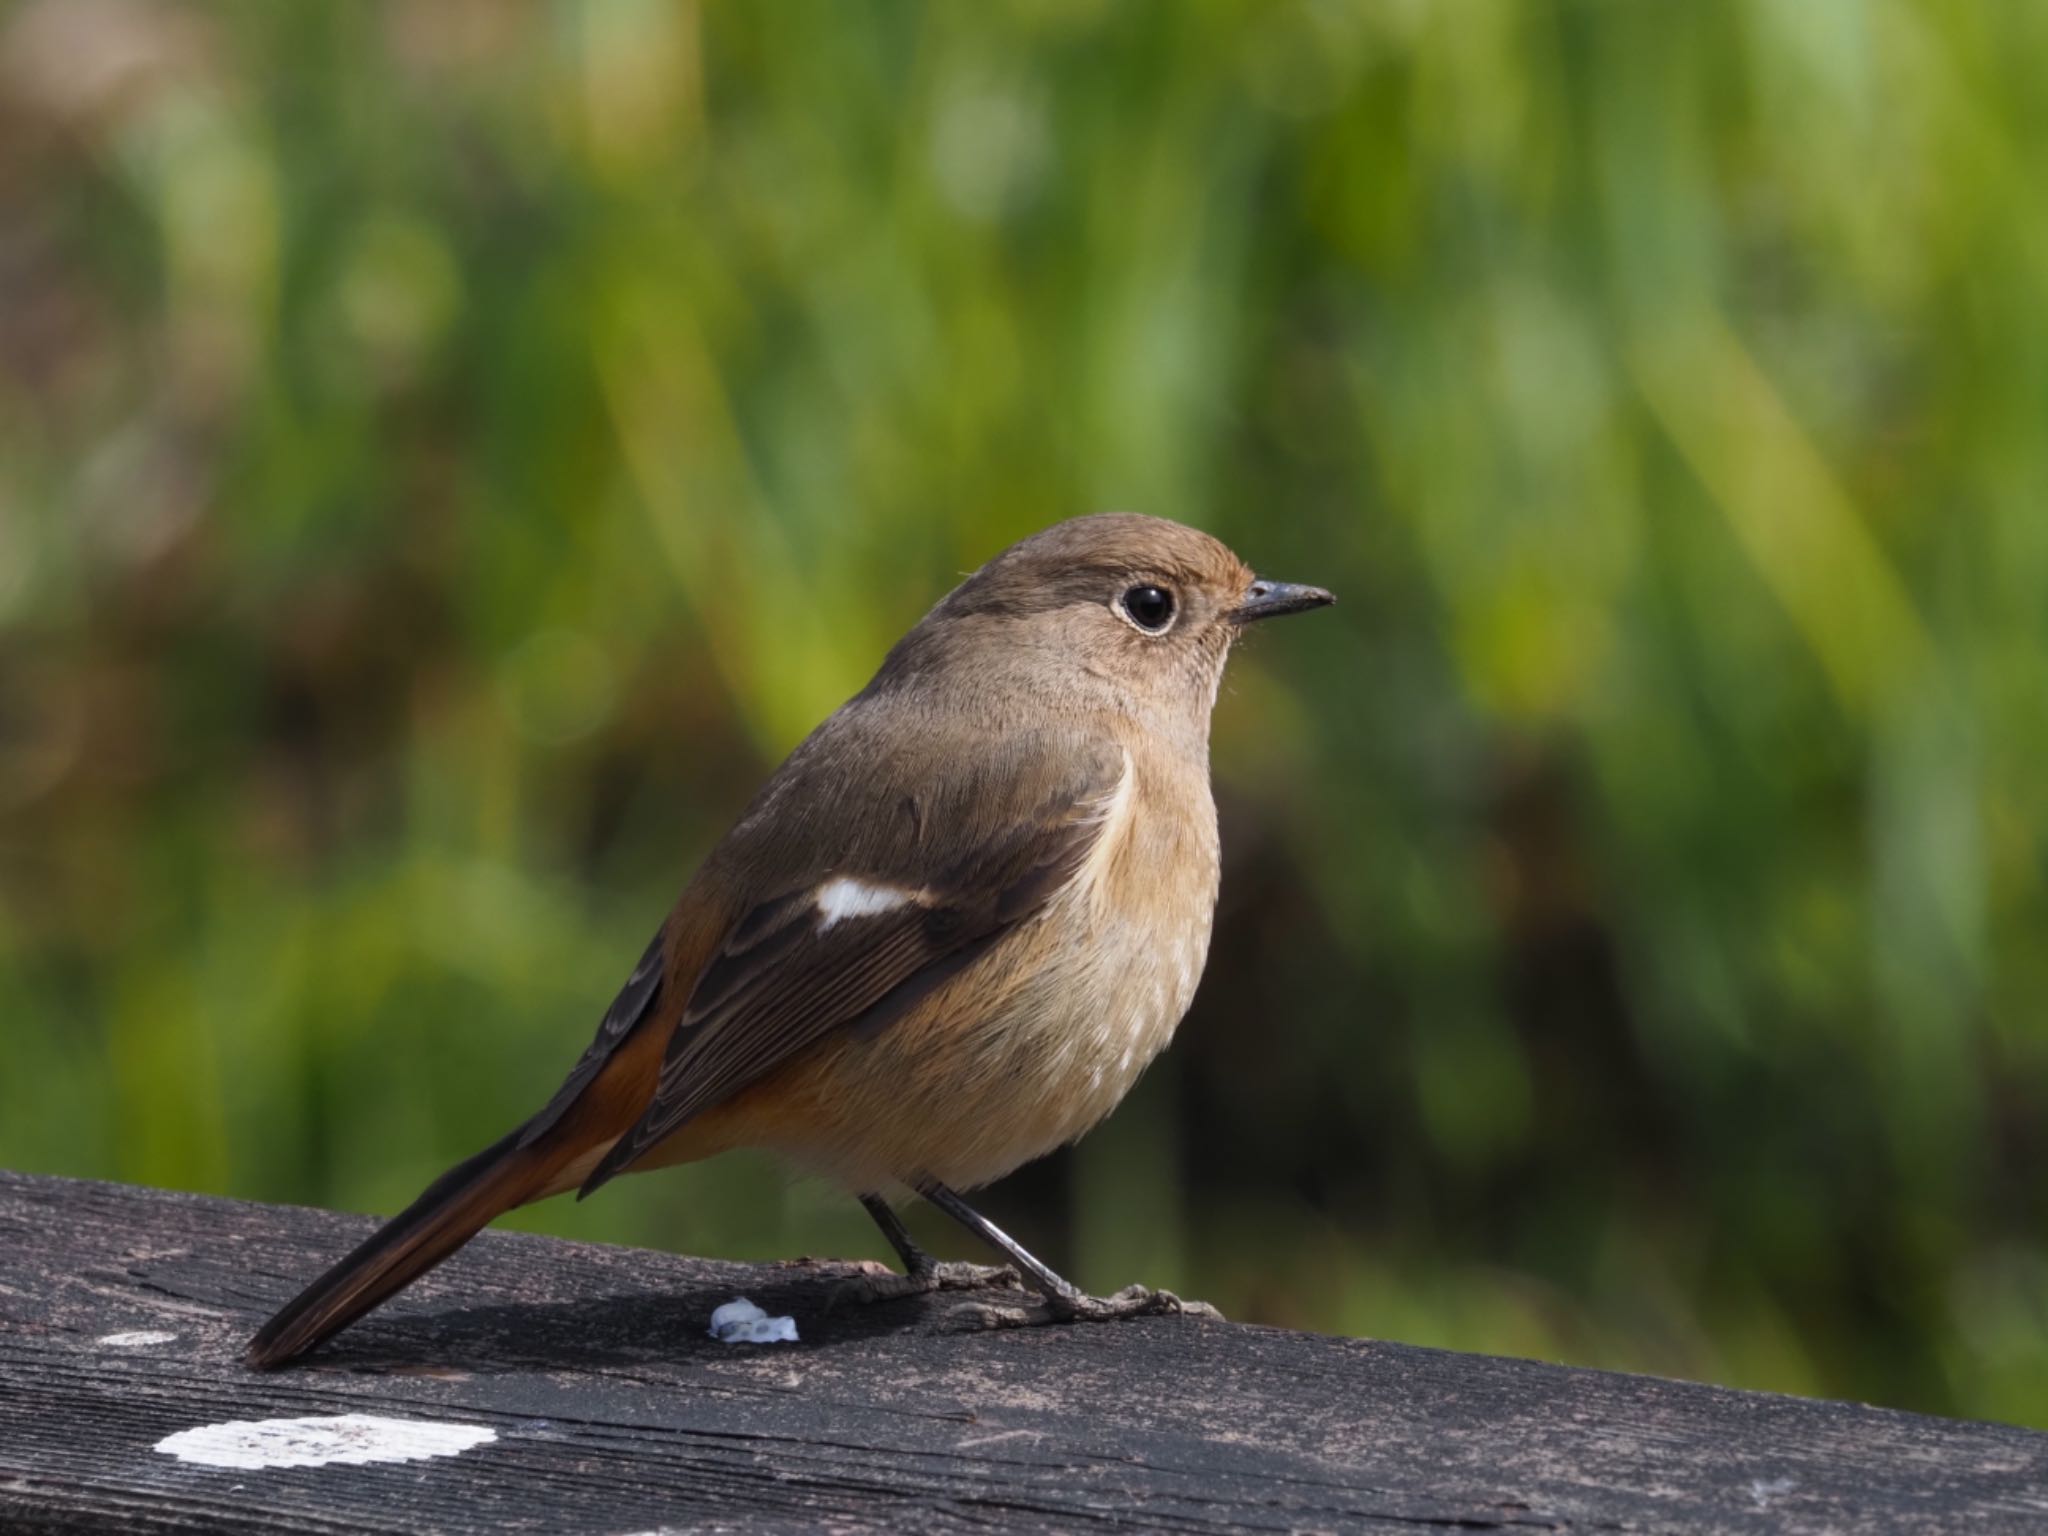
left=577, top=729, right=1126, bottom=1194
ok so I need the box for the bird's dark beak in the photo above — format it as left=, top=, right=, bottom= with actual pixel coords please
left=1231, top=577, right=1336, bottom=625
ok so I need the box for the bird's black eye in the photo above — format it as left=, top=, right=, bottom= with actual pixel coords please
left=1118, top=584, right=1176, bottom=633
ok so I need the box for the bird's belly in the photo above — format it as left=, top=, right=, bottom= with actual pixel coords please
left=700, top=876, right=1215, bottom=1194
left=911, top=896, right=1214, bottom=1187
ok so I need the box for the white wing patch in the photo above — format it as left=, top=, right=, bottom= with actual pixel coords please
left=813, top=876, right=920, bottom=930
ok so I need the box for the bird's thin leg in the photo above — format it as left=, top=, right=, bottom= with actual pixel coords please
left=859, top=1193, right=935, bottom=1277
left=919, top=1181, right=1224, bottom=1327
left=835, top=1193, right=1021, bottom=1307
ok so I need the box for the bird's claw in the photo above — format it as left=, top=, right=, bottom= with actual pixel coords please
left=1050, top=1284, right=1224, bottom=1323
left=831, top=1259, right=1023, bottom=1310
left=947, top=1283, right=1223, bottom=1330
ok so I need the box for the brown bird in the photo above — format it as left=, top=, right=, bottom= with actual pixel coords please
left=248, top=513, right=1333, bottom=1367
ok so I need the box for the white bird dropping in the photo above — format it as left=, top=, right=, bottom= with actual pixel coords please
left=708, top=1297, right=798, bottom=1344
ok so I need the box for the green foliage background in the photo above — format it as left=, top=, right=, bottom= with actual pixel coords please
left=5, top=0, right=2047, bottom=1425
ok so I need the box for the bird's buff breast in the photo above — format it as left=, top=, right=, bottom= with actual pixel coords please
left=684, top=749, right=1220, bottom=1193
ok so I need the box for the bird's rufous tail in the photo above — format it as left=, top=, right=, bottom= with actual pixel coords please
left=248, top=984, right=673, bottom=1369
left=246, top=1127, right=579, bottom=1369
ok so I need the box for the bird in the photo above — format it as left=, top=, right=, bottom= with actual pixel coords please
left=247, top=513, right=1333, bottom=1368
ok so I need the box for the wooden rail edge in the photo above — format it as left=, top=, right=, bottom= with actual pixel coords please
left=1, top=1170, right=2043, bottom=1533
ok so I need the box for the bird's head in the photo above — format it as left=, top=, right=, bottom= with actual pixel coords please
left=877, top=513, right=1334, bottom=727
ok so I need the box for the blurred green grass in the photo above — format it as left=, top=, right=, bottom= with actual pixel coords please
left=5, top=0, right=2048, bottom=1426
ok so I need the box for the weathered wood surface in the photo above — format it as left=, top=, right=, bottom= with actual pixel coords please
left=2, top=1172, right=2044, bottom=1534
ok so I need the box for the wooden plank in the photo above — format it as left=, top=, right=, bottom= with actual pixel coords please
left=1, top=1171, right=2044, bottom=1534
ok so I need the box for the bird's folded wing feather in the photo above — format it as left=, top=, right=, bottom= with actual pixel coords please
left=574, top=721, right=1128, bottom=1193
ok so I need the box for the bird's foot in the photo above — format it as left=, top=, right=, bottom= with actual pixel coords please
left=831, top=1259, right=1024, bottom=1310
left=949, top=1283, right=1223, bottom=1330
left=1049, top=1284, right=1224, bottom=1323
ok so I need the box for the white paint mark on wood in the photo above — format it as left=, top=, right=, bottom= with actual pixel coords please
left=154, top=1414, right=496, bottom=1470
left=708, top=1297, right=798, bottom=1344
left=98, top=1330, right=177, bottom=1348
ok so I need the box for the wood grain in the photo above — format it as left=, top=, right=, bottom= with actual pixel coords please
left=2, top=1171, right=2044, bottom=1533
